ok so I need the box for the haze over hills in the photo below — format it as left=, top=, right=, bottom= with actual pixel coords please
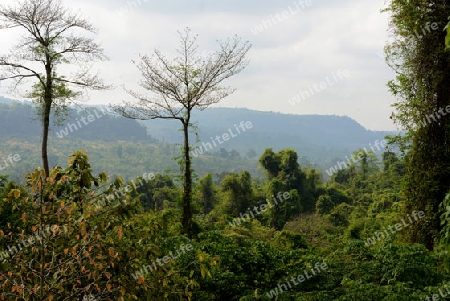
left=138, top=107, right=395, bottom=163
left=0, top=98, right=396, bottom=181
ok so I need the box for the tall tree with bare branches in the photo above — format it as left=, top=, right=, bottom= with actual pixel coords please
left=114, top=28, right=251, bottom=237
left=0, top=0, right=108, bottom=176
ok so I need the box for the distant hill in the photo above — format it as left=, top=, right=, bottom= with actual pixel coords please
left=0, top=99, right=397, bottom=180
left=0, top=102, right=151, bottom=142
left=139, top=107, right=395, bottom=166
left=0, top=101, right=260, bottom=182
left=0, top=96, right=12, bottom=104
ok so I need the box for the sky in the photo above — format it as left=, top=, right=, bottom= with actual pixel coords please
left=0, top=0, right=398, bottom=131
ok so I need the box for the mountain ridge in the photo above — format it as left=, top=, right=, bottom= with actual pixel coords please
left=0, top=99, right=396, bottom=174
left=138, top=107, right=395, bottom=163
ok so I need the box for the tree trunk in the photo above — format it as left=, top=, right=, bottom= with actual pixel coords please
left=181, top=118, right=193, bottom=237
left=41, top=99, right=51, bottom=177
left=42, top=54, right=52, bottom=177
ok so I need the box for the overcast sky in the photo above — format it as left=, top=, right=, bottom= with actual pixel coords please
left=0, top=0, right=398, bottom=131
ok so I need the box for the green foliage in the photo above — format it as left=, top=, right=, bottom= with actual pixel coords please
left=0, top=141, right=449, bottom=300
left=329, top=203, right=354, bottom=227
left=0, top=178, right=27, bottom=231
left=29, top=78, right=82, bottom=126
left=0, top=136, right=260, bottom=184
left=0, top=151, right=203, bottom=300
left=326, top=187, right=351, bottom=206
left=132, top=174, right=179, bottom=211
left=0, top=101, right=395, bottom=176
left=439, top=191, right=450, bottom=270
left=273, top=230, right=308, bottom=250
left=1, top=3, right=449, bottom=300
left=384, top=0, right=450, bottom=250
left=259, top=148, right=281, bottom=179
left=316, top=194, right=334, bottom=215
left=221, top=171, right=254, bottom=216
left=259, top=148, right=316, bottom=216
left=196, top=173, right=216, bottom=214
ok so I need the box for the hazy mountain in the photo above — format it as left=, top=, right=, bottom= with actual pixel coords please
left=0, top=100, right=396, bottom=174
left=0, top=102, right=150, bottom=142
left=0, top=96, right=12, bottom=104
left=139, top=107, right=395, bottom=165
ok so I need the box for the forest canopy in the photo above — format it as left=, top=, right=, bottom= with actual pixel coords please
left=1, top=0, right=450, bottom=300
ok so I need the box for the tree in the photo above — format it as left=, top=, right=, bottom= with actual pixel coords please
left=259, top=148, right=313, bottom=212
left=382, top=151, right=400, bottom=173
left=329, top=203, right=353, bottom=227
left=381, top=151, right=406, bottom=187
left=259, top=148, right=281, bottom=179
left=114, top=28, right=251, bottom=237
left=0, top=0, right=108, bottom=176
left=384, top=0, right=450, bottom=250
left=221, top=171, right=254, bottom=216
left=245, top=148, right=257, bottom=159
left=267, top=178, right=286, bottom=230
left=198, top=173, right=215, bottom=214
left=353, top=150, right=379, bottom=180
left=132, top=174, right=178, bottom=211
left=316, top=194, right=334, bottom=215
left=333, top=168, right=351, bottom=185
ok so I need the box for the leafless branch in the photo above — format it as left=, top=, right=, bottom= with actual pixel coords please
left=115, top=28, right=251, bottom=122
left=0, top=0, right=108, bottom=96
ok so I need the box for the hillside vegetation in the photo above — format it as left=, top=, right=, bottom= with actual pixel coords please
left=0, top=101, right=392, bottom=181
left=1, top=0, right=450, bottom=299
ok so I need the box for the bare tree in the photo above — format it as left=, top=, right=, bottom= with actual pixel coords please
left=114, top=28, right=251, bottom=237
left=0, top=0, right=108, bottom=176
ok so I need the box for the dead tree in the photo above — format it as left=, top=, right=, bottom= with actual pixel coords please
left=114, top=28, right=251, bottom=237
